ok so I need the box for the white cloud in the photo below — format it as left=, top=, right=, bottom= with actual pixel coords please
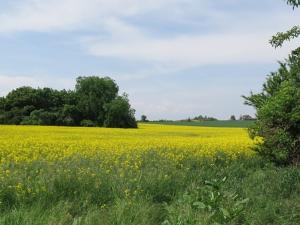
left=0, top=0, right=190, bottom=32
left=0, top=0, right=299, bottom=119
left=1, top=0, right=299, bottom=69
left=86, top=31, right=297, bottom=69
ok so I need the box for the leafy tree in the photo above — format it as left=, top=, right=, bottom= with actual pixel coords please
left=239, top=115, right=254, bottom=121
left=4, top=87, right=37, bottom=111
left=244, top=48, right=300, bottom=165
left=230, top=115, right=236, bottom=121
left=141, top=115, right=148, bottom=122
left=0, top=97, right=5, bottom=119
left=104, top=94, right=137, bottom=128
left=0, top=76, right=137, bottom=128
left=21, top=109, right=59, bottom=125
left=80, top=119, right=96, bottom=127
left=244, top=0, right=300, bottom=165
left=75, top=76, right=119, bottom=125
left=193, top=115, right=217, bottom=121
left=60, top=104, right=82, bottom=126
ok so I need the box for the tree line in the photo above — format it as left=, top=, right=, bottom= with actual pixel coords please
left=0, top=76, right=137, bottom=128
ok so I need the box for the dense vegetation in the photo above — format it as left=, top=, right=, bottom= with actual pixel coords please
left=0, top=76, right=137, bottom=128
left=0, top=154, right=299, bottom=225
left=244, top=1, right=300, bottom=165
left=244, top=48, right=300, bottom=165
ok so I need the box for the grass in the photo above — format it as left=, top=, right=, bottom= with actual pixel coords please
left=0, top=153, right=299, bottom=225
left=147, top=120, right=255, bottom=128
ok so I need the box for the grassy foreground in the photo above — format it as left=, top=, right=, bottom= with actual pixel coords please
left=0, top=154, right=299, bottom=225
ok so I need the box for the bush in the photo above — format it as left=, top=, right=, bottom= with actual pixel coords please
left=0, top=76, right=137, bottom=128
left=80, top=120, right=96, bottom=127
left=244, top=48, right=300, bottom=165
left=104, top=95, right=137, bottom=128
left=20, top=110, right=59, bottom=125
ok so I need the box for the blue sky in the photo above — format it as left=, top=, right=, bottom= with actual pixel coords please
left=0, top=0, right=299, bottom=120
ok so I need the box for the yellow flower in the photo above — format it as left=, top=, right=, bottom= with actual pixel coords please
left=0, top=124, right=254, bottom=166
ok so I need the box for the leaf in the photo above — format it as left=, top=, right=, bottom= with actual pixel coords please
left=193, top=201, right=206, bottom=209
left=221, top=208, right=230, bottom=219
left=204, top=180, right=214, bottom=186
left=222, top=176, right=227, bottom=182
left=212, top=222, right=222, bottom=225
left=234, top=198, right=249, bottom=207
left=161, top=220, right=170, bottom=225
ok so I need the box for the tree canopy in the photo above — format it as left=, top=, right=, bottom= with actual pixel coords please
left=0, top=76, right=137, bottom=128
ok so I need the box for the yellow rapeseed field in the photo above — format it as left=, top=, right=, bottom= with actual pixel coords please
left=0, top=124, right=253, bottom=165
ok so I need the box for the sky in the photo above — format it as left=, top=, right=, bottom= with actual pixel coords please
left=0, top=0, right=299, bottom=120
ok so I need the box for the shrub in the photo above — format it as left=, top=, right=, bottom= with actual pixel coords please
left=104, top=95, right=137, bottom=128
left=80, top=120, right=96, bottom=127
left=244, top=48, right=300, bottom=165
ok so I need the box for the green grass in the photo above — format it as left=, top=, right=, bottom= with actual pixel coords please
left=147, top=120, right=255, bottom=128
left=0, top=153, right=299, bottom=225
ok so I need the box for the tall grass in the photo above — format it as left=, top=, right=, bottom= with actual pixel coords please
left=0, top=152, right=299, bottom=225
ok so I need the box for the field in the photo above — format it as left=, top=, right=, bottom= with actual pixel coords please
left=0, top=124, right=299, bottom=225
left=148, top=120, right=255, bottom=128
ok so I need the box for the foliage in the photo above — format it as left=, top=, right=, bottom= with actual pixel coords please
left=0, top=150, right=299, bottom=225
left=103, top=95, right=137, bottom=128
left=239, top=114, right=255, bottom=121
left=141, top=115, right=148, bottom=122
left=21, top=109, right=59, bottom=125
left=75, top=76, right=119, bottom=125
left=230, top=115, right=236, bottom=121
left=192, top=115, right=218, bottom=121
left=269, top=1, right=299, bottom=48
left=270, top=26, right=300, bottom=48
left=163, top=177, right=249, bottom=225
left=286, top=0, right=300, bottom=8
left=0, top=76, right=137, bottom=128
left=244, top=48, right=300, bottom=165
left=80, top=120, right=96, bottom=127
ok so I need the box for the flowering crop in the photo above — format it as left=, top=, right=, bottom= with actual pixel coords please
left=0, top=124, right=256, bottom=217
left=0, top=124, right=253, bottom=165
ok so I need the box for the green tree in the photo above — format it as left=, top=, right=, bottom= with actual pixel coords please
left=141, top=115, right=148, bottom=122
left=104, top=94, right=137, bottom=128
left=75, top=76, right=119, bottom=125
left=230, top=115, right=236, bottom=121
left=0, top=97, right=5, bottom=112
left=60, top=104, right=82, bottom=126
left=0, top=76, right=136, bottom=128
left=244, top=48, right=300, bottom=165
left=244, top=0, right=300, bottom=165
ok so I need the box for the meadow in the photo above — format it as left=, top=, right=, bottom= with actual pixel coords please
left=0, top=124, right=299, bottom=225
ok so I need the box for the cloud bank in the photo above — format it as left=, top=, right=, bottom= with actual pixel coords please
left=0, top=0, right=299, bottom=119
